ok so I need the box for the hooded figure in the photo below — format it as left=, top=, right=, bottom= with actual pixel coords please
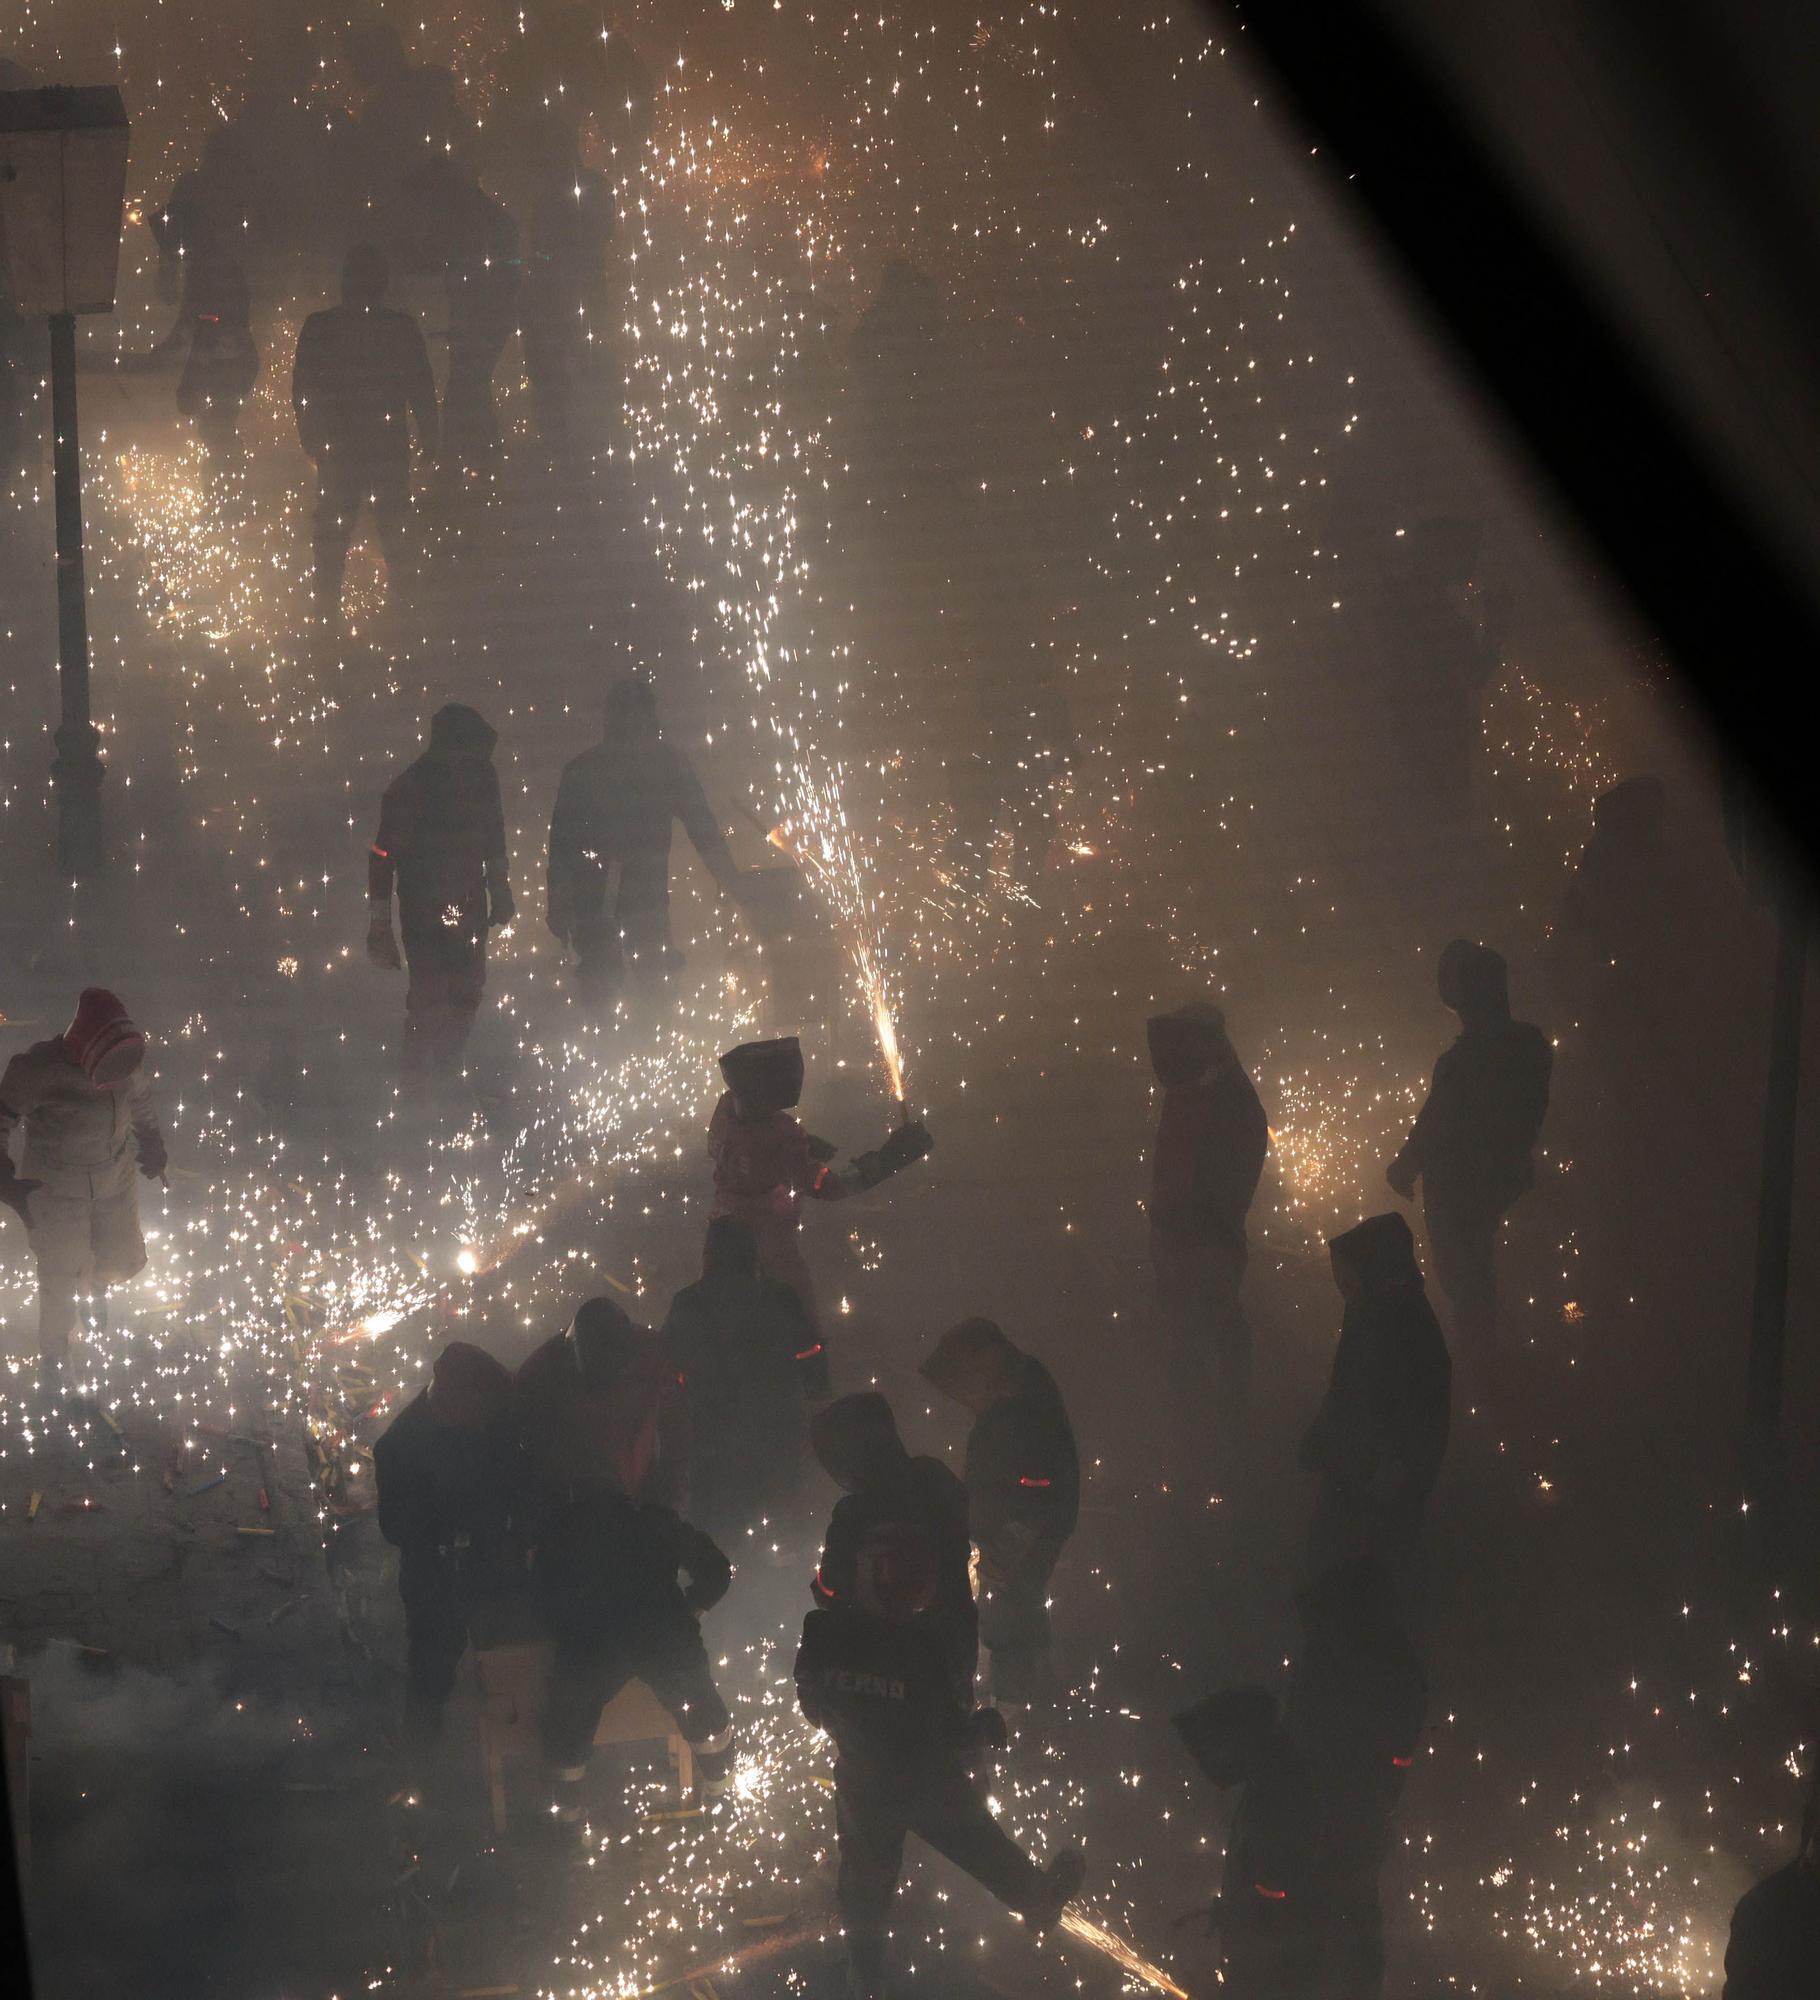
left=1303, top=1214, right=1451, bottom=1587
left=293, top=244, right=439, bottom=624
left=545, top=676, right=747, bottom=1005
left=513, top=1301, right=734, bottom=1814
left=799, top=1390, right=1084, bottom=1995
left=1723, top=1777, right=1820, bottom=2000
left=367, top=703, right=512, bottom=1085
left=1285, top=1559, right=1428, bottom=2000
left=1147, top=1003, right=1270, bottom=1438
left=373, top=1341, right=521, bottom=1745
left=921, top=1319, right=1080, bottom=1709
left=0, top=991, right=166, bottom=1368
left=708, top=1036, right=933, bottom=1320
left=661, top=1216, right=825, bottom=1543
left=1174, top=1685, right=1324, bottom=1999
left=1388, top=942, right=1550, bottom=1349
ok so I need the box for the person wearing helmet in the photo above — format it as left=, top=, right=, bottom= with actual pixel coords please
left=1302, top=1214, right=1451, bottom=1589
left=798, top=1391, right=1084, bottom=1998
left=708, top=1036, right=933, bottom=1321
left=1147, top=1003, right=1270, bottom=1441
left=545, top=675, right=749, bottom=1007
left=367, top=702, right=513, bottom=1088
left=661, top=1215, right=826, bottom=1545
left=920, top=1319, right=1079, bottom=1713
left=373, top=1340, right=523, bottom=1752
left=1387, top=941, right=1551, bottom=1353
left=1174, top=1685, right=1323, bottom=2000
left=514, top=1300, right=735, bottom=1817
left=0, top=990, right=167, bottom=1370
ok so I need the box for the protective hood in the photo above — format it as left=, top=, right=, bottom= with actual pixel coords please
left=1436, top=939, right=1509, bottom=1023
left=719, top=1037, right=805, bottom=1116
left=920, top=1317, right=1022, bottom=1410
left=429, top=1340, right=511, bottom=1428
left=701, top=1214, right=759, bottom=1282
left=810, top=1392, right=908, bottom=1493
left=63, top=988, right=146, bottom=1088
left=566, top=1296, right=641, bottom=1393
left=1147, top=1003, right=1230, bottom=1088
left=605, top=674, right=659, bottom=732
left=428, top=702, right=498, bottom=761
left=1173, top=1685, right=1279, bottom=1788
left=1328, top=1212, right=1422, bottom=1295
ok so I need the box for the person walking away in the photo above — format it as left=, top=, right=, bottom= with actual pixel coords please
left=1174, top=1685, right=1324, bottom=2000
left=373, top=1341, right=523, bottom=1757
left=293, top=245, right=439, bottom=629
left=797, top=1447, right=1084, bottom=1999
left=0, top=991, right=166, bottom=1374
left=1147, top=1002, right=1270, bottom=1443
left=708, top=1036, right=931, bottom=1322
left=1723, top=1777, right=1820, bottom=1999
left=546, top=676, right=749, bottom=1006
left=1388, top=940, right=1549, bottom=1359
left=514, top=1298, right=734, bottom=1817
left=1284, top=1557, right=1427, bottom=2000
left=367, top=702, right=513, bottom=1090
left=1302, top=1214, right=1450, bottom=1591
left=176, top=244, right=260, bottom=472
left=662, top=1215, right=826, bottom=1546
left=920, top=1318, right=1079, bottom=1714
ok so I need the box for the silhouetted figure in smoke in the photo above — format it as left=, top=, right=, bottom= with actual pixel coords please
left=1302, top=1214, right=1450, bottom=1589
left=1175, top=1685, right=1324, bottom=2000
left=293, top=246, right=439, bottom=626
left=545, top=676, right=746, bottom=1005
left=367, top=703, right=513, bottom=1087
left=920, top=1318, right=1079, bottom=1712
left=175, top=245, right=259, bottom=469
left=1388, top=940, right=1550, bottom=1352
left=343, top=24, right=466, bottom=210
left=1285, top=1558, right=1427, bottom=2000
left=661, top=1215, right=826, bottom=1545
left=798, top=1393, right=1084, bottom=1998
left=149, top=127, right=253, bottom=314
left=388, top=157, right=520, bottom=466
left=515, top=1299, right=736, bottom=1818
left=522, top=161, right=616, bottom=455
left=373, top=1341, right=522, bottom=1753
left=0, top=990, right=166, bottom=1372
left=1723, top=1778, right=1820, bottom=1999
left=708, top=1036, right=933, bottom=1322
left=1148, top=1003, right=1270, bottom=1442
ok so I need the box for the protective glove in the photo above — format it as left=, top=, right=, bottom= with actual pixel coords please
left=683, top=1551, right=734, bottom=1615
left=850, top=1119, right=933, bottom=1192
left=488, top=879, right=516, bottom=929
left=0, top=1172, right=42, bottom=1226
left=1386, top=1156, right=1418, bottom=1200
left=367, top=908, right=401, bottom=971
left=967, top=1706, right=1010, bottom=1762
left=137, top=1132, right=169, bottom=1183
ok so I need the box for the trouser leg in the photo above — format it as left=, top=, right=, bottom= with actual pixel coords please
left=311, top=466, right=359, bottom=619
left=27, top=1185, right=92, bottom=1368
left=639, top=1606, right=736, bottom=1783
left=400, top=1562, right=469, bottom=1745
left=402, top=939, right=486, bottom=1079
left=909, top=1763, right=1049, bottom=1914
left=836, top=1774, right=909, bottom=1975
left=979, top=1566, right=1054, bottom=1707
left=542, top=1619, right=629, bottom=1775
left=369, top=459, right=415, bottom=599
left=572, top=911, right=626, bottom=1007
left=1425, top=1198, right=1500, bottom=1347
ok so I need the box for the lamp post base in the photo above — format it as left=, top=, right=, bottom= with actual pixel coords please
left=52, top=720, right=105, bottom=877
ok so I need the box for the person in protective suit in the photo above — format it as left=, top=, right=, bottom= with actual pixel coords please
left=797, top=1416, right=1085, bottom=1999
left=1175, top=1685, right=1324, bottom=2000
left=920, top=1319, right=1079, bottom=1712
left=0, top=991, right=167, bottom=1370
left=1148, top=1003, right=1270, bottom=1436
left=292, top=245, right=439, bottom=625
left=514, top=1298, right=734, bottom=1817
left=708, top=1036, right=932, bottom=1321
left=175, top=243, right=260, bottom=469
left=1388, top=940, right=1550, bottom=1351
left=373, top=1340, right=524, bottom=1750
left=1723, top=1776, right=1820, bottom=1999
left=662, top=1215, right=826, bottom=1545
left=546, top=676, right=747, bottom=1004
left=1284, top=1558, right=1427, bottom=2000
left=367, top=703, right=513, bottom=1085
left=1302, top=1214, right=1450, bottom=1589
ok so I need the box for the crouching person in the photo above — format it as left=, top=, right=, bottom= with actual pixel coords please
left=796, top=1504, right=1084, bottom=2000
left=372, top=1341, right=523, bottom=1756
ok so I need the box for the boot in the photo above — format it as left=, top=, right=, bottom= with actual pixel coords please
left=1025, top=1848, right=1086, bottom=1932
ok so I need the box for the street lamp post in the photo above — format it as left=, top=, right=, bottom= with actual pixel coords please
left=0, top=85, right=130, bottom=876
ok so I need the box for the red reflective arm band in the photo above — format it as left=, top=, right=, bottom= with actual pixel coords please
left=1391, top=1755, right=1413, bottom=1768
left=1018, top=1476, right=1053, bottom=1488
left=814, top=1568, right=836, bottom=1599
left=811, top=1164, right=831, bottom=1194
left=795, top=1344, right=824, bottom=1361
left=1253, top=1883, right=1288, bottom=1900
left=370, top=845, right=389, bottom=859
